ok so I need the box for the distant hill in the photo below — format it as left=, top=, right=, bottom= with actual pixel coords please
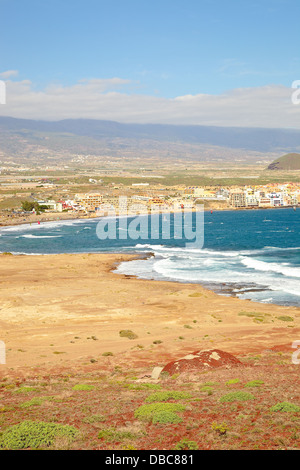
left=1, top=116, right=300, bottom=151
left=1, top=116, right=300, bottom=163
left=267, top=153, right=300, bottom=170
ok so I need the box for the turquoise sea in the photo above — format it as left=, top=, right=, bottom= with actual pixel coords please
left=0, top=207, right=299, bottom=306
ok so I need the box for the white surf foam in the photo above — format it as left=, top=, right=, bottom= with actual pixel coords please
left=20, top=234, right=62, bottom=239
left=241, top=256, right=300, bottom=278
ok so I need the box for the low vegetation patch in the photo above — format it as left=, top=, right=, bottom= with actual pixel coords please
left=72, top=384, right=95, bottom=391
left=226, top=379, right=240, bottom=385
left=98, top=428, right=141, bottom=442
left=152, top=411, right=183, bottom=424
left=82, top=414, right=106, bottom=424
left=119, top=330, right=138, bottom=340
left=238, top=311, right=269, bottom=323
left=245, top=380, right=264, bottom=388
left=14, top=386, right=38, bottom=394
left=270, top=402, right=300, bottom=413
left=127, top=383, right=161, bottom=391
left=238, top=311, right=264, bottom=318
left=211, top=422, right=230, bottom=436
left=0, top=350, right=299, bottom=449
left=134, top=402, right=186, bottom=424
left=174, top=438, right=198, bottom=450
left=219, top=391, right=255, bottom=403
left=200, top=386, right=213, bottom=394
left=145, top=390, right=191, bottom=402
left=20, top=397, right=52, bottom=408
left=0, top=420, right=78, bottom=450
left=276, top=316, right=294, bottom=322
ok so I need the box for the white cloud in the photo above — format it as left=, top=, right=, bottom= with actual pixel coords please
left=0, top=70, right=19, bottom=79
left=0, top=76, right=299, bottom=128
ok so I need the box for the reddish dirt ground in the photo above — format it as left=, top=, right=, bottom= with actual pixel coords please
left=0, top=253, right=299, bottom=450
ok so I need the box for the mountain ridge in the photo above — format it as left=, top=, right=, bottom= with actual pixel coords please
left=1, top=116, right=300, bottom=163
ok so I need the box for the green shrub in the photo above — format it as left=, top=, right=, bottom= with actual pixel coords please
left=276, top=316, right=294, bottom=322
left=270, top=402, right=300, bottom=413
left=119, top=330, right=138, bottom=340
left=200, top=386, right=213, bottom=394
left=72, top=384, right=94, bottom=391
left=245, top=380, right=264, bottom=388
left=98, top=428, right=139, bottom=441
left=226, top=379, right=240, bottom=385
left=127, top=383, right=161, bottom=391
left=145, top=390, right=191, bottom=403
left=82, top=414, right=106, bottom=424
left=211, top=421, right=230, bottom=435
left=238, top=311, right=264, bottom=318
left=134, top=402, right=186, bottom=423
left=174, top=438, right=198, bottom=450
left=238, top=311, right=267, bottom=323
left=20, top=397, right=51, bottom=408
left=171, top=374, right=180, bottom=380
left=220, top=391, right=255, bottom=403
left=202, top=381, right=219, bottom=387
left=152, top=411, right=183, bottom=424
left=14, top=386, right=38, bottom=394
left=0, top=420, right=78, bottom=449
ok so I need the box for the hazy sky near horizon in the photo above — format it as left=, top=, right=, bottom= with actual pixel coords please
left=1, top=0, right=300, bottom=127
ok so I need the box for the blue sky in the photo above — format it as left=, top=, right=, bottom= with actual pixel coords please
left=0, top=0, right=300, bottom=126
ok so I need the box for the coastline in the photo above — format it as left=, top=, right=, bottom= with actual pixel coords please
left=0, top=203, right=297, bottom=229
left=0, top=251, right=299, bottom=373
left=1, top=206, right=299, bottom=309
left=114, top=253, right=300, bottom=309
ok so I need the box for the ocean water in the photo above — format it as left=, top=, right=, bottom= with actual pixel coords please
left=0, top=208, right=299, bottom=306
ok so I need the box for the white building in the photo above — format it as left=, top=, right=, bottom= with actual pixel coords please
left=37, top=200, right=63, bottom=212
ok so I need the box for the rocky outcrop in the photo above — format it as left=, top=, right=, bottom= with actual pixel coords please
left=161, top=349, right=243, bottom=375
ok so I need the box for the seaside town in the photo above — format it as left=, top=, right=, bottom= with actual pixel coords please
left=0, top=176, right=299, bottom=225
left=73, top=182, right=300, bottom=212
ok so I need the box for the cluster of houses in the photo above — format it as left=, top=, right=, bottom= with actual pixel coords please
left=45, top=182, right=299, bottom=215
left=228, top=184, right=299, bottom=208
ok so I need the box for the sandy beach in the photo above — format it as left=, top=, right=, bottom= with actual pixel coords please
left=0, top=252, right=299, bottom=374
left=0, top=211, right=96, bottom=228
